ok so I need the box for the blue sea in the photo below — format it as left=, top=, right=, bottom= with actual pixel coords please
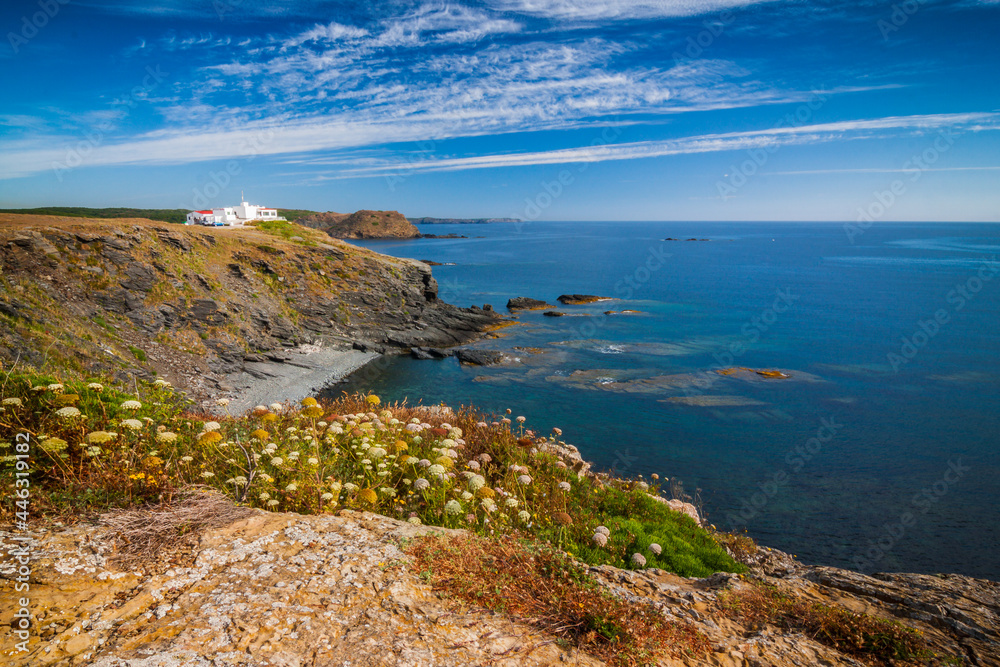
left=332, top=221, right=1000, bottom=580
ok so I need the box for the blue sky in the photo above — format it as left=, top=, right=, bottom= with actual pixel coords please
left=1, top=0, right=998, bottom=221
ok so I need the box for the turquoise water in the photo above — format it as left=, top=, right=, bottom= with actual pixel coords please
left=331, top=221, right=1000, bottom=580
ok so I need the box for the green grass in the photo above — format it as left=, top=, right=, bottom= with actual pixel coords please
left=546, top=483, right=742, bottom=577
left=252, top=220, right=317, bottom=245
left=276, top=209, right=318, bottom=222
left=128, top=346, right=147, bottom=362
left=0, top=371, right=741, bottom=578
left=0, top=207, right=188, bottom=224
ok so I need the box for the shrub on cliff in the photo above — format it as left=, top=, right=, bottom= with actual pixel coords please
left=0, top=369, right=741, bottom=578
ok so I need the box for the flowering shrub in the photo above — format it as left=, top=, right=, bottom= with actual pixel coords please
left=0, top=371, right=741, bottom=577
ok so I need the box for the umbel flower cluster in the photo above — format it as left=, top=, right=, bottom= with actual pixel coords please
left=0, top=374, right=740, bottom=577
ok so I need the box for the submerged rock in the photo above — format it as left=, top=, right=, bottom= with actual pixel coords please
left=716, top=367, right=791, bottom=380
left=663, top=395, right=768, bottom=407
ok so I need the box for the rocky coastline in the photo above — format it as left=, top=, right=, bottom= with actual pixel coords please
left=0, top=214, right=505, bottom=411
left=2, top=214, right=999, bottom=667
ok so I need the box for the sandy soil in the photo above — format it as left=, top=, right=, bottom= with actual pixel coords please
left=219, top=346, right=379, bottom=415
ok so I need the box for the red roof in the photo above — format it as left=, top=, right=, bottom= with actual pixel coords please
left=196, top=210, right=213, bottom=214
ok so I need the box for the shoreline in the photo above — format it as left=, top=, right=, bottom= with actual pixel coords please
left=219, top=346, right=380, bottom=415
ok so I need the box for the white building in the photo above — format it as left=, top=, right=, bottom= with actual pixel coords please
left=186, top=194, right=283, bottom=226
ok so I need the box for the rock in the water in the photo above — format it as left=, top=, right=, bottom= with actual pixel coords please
left=543, top=310, right=566, bottom=317
left=507, top=297, right=554, bottom=311
left=557, top=294, right=610, bottom=305
left=454, top=349, right=505, bottom=366
left=411, top=347, right=452, bottom=360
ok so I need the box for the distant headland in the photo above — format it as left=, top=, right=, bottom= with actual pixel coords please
left=407, top=216, right=521, bottom=224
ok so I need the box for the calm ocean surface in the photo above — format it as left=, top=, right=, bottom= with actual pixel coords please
left=332, top=221, right=1000, bottom=580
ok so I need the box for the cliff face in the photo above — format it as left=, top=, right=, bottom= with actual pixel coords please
left=289, top=211, right=348, bottom=229
left=0, top=214, right=500, bottom=402
left=320, top=209, right=420, bottom=239
left=3, top=509, right=997, bottom=667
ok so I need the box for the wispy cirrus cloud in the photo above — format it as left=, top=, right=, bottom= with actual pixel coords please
left=767, top=166, right=1000, bottom=175
left=280, top=112, right=1000, bottom=179
left=485, top=0, right=782, bottom=20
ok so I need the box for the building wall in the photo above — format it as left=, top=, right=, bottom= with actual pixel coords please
left=187, top=204, right=281, bottom=225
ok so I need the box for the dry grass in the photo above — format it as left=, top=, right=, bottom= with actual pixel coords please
left=407, top=533, right=711, bottom=666
left=99, top=486, right=254, bottom=568
left=713, top=530, right=759, bottom=565
left=718, top=581, right=929, bottom=665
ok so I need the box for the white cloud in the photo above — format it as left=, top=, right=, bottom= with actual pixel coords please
left=301, top=112, right=1000, bottom=177
left=485, top=0, right=781, bottom=20
left=767, top=166, right=1000, bottom=175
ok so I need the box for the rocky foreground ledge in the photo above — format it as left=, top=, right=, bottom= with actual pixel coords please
left=2, top=507, right=997, bottom=667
